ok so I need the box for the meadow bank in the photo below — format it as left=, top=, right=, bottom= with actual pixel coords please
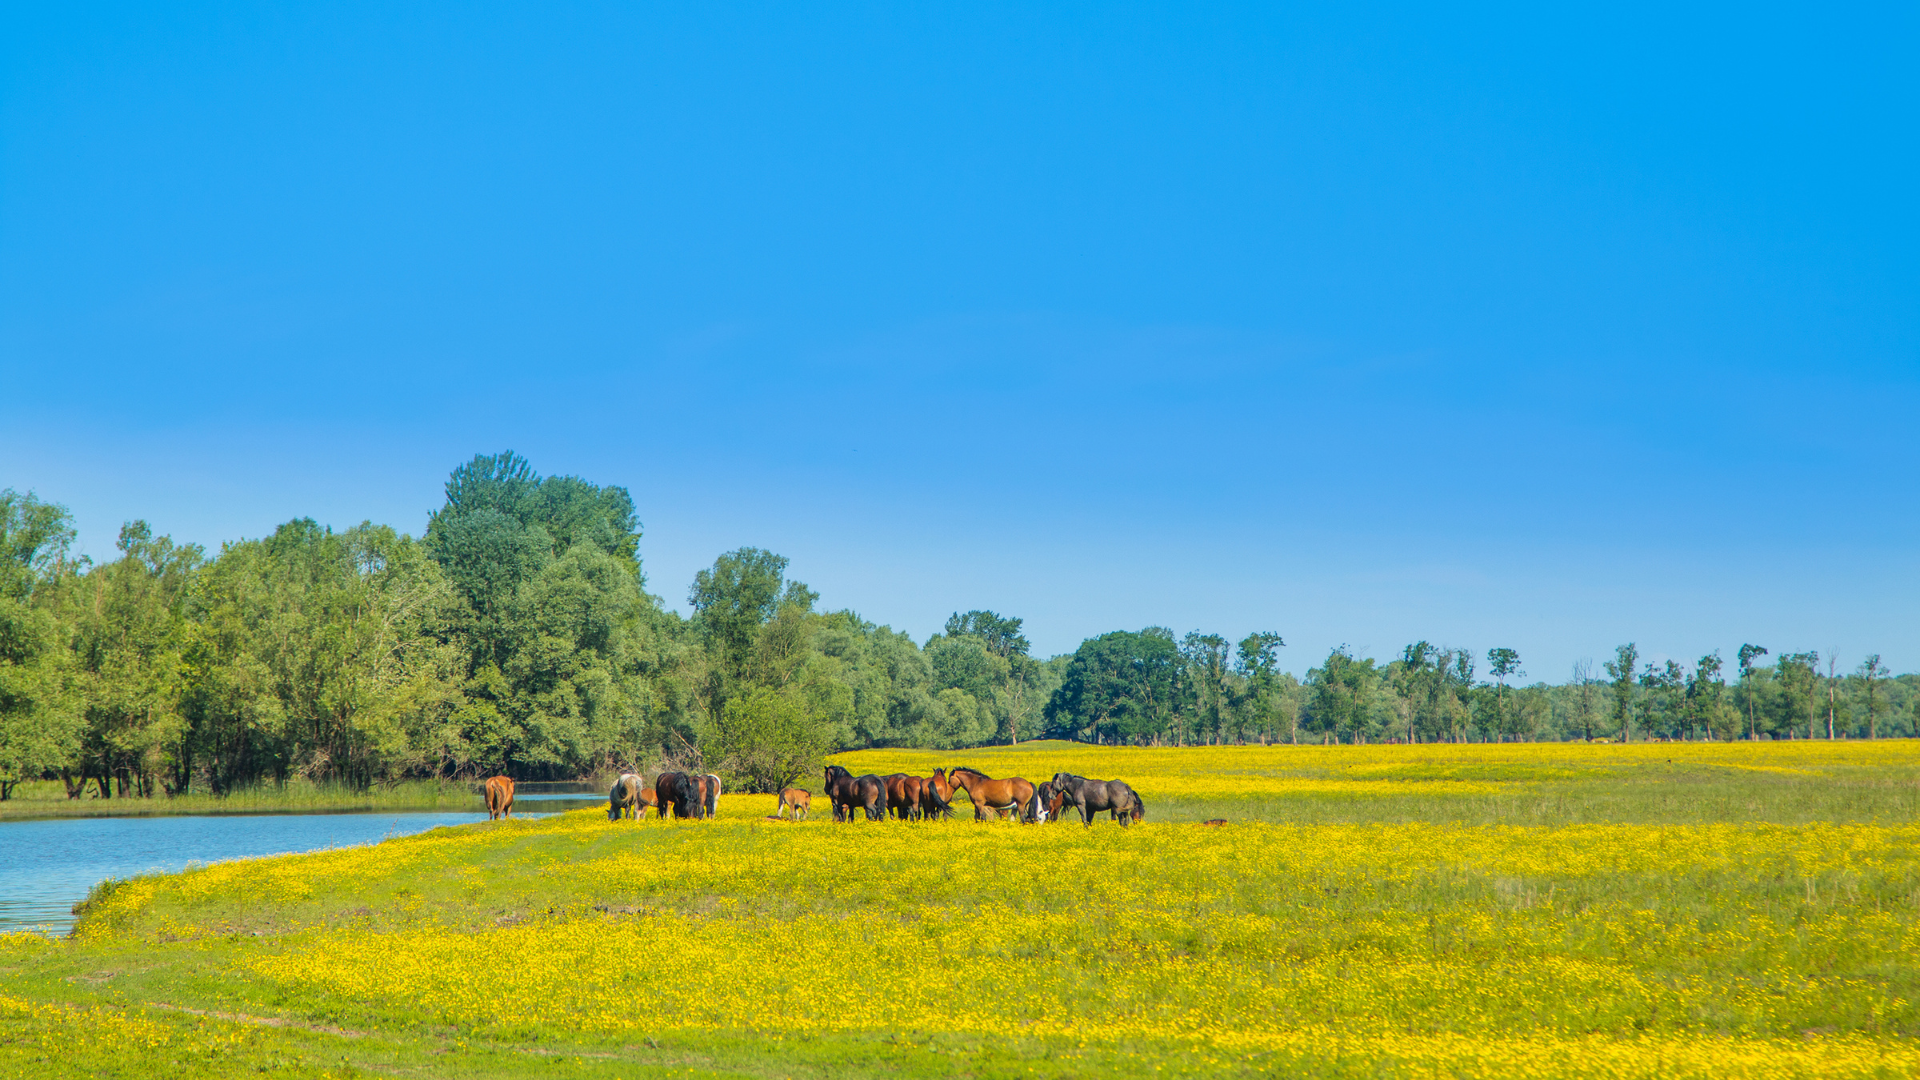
left=3, top=741, right=1918, bottom=1079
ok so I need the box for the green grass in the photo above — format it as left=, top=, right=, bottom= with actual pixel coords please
left=5, top=744, right=1920, bottom=1078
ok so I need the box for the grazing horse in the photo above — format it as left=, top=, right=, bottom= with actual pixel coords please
left=607, top=773, right=648, bottom=821
left=702, top=773, right=722, bottom=818
left=921, top=770, right=955, bottom=821
left=946, top=766, right=1036, bottom=823
left=1048, top=772, right=1141, bottom=827
left=776, top=788, right=812, bottom=820
left=823, top=765, right=885, bottom=822
left=484, top=776, right=515, bottom=820
left=655, top=771, right=702, bottom=819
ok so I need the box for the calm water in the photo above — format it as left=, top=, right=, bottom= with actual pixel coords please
left=0, top=794, right=599, bottom=936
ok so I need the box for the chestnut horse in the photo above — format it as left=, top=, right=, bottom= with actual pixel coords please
left=921, top=769, right=955, bottom=820
left=776, top=788, right=812, bottom=820
left=484, top=776, right=515, bottom=820
left=691, top=773, right=721, bottom=819
left=883, top=774, right=925, bottom=820
left=946, top=766, right=1035, bottom=823
left=655, top=771, right=702, bottom=818
left=824, top=765, right=885, bottom=822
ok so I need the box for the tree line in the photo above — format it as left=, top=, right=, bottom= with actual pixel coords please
left=2, top=453, right=1914, bottom=799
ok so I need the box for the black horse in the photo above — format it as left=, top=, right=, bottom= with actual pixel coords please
left=1048, top=772, right=1141, bottom=827
left=823, top=765, right=885, bottom=822
left=654, top=771, right=704, bottom=819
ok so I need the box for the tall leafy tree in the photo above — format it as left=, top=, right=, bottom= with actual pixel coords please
left=1043, top=628, right=1179, bottom=744
left=0, top=491, right=83, bottom=800
left=1179, top=632, right=1231, bottom=745
left=1304, top=646, right=1377, bottom=743
left=1603, top=643, right=1638, bottom=742
left=1684, top=652, right=1725, bottom=740
left=937, top=610, right=1037, bottom=743
left=1776, top=652, right=1819, bottom=739
left=1857, top=654, right=1889, bottom=739
left=1488, top=647, right=1522, bottom=739
left=1233, top=632, right=1288, bottom=742
left=1737, top=644, right=1769, bottom=739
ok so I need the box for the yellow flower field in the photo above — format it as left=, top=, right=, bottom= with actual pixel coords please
left=10, top=741, right=1920, bottom=1078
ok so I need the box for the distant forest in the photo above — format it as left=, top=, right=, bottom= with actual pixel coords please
left=2, top=452, right=1915, bottom=798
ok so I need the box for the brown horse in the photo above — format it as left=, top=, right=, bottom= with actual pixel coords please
left=883, top=774, right=924, bottom=820
left=776, top=788, right=812, bottom=820
left=824, top=765, right=884, bottom=822
left=484, top=775, right=515, bottom=820
left=946, top=766, right=1035, bottom=823
left=921, top=769, right=955, bottom=820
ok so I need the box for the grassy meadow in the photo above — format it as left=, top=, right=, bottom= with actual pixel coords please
left=3, top=740, right=1918, bottom=1078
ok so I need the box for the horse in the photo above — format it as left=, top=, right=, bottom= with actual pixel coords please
left=1032, top=780, right=1065, bottom=823
left=776, top=788, right=812, bottom=820
left=823, top=765, right=885, bottom=822
left=946, top=766, right=1036, bottom=823
left=655, top=771, right=701, bottom=819
left=607, top=773, right=648, bottom=821
left=1047, top=772, right=1141, bottom=827
left=883, top=774, right=924, bottom=820
left=484, top=775, right=515, bottom=820
left=686, top=774, right=718, bottom=820
left=921, top=769, right=955, bottom=821
left=1198, top=818, right=1226, bottom=827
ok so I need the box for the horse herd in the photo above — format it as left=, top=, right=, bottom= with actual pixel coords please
left=799, top=765, right=1144, bottom=826
left=481, top=764, right=1145, bottom=827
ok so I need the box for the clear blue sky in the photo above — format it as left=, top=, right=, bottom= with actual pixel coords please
left=2, top=2, right=1915, bottom=676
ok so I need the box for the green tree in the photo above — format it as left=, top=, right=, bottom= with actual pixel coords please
left=1603, top=643, right=1638, bottom=742
left=1737, top=644, right=1768, bottom=740
left=1638, top=659, right=1684, bottom=739
left=1304, top=646, right=1377, bottom=744
left=1179, top=632, right=1231, bottom=745
left=1569, top=659, right=1599, bottom=742
left=1776, top=652, right=1819, bottom=739
left=1233, top=632, right=1287, bottom=743
left=60, top=522, right=203, bottom=797
left=1858, top=654, right=1889, bottom=739
left=1043, top=628, right=1180, bottom=744
left=1488, top=647, right=1522, bottom=740
left=701, top=686, right=830, bottom=793
left=935, top=610, right=1037, bottom=744
left=0, top=490, right=83, bottom=800
left=1684, top=652, right=1725, bottom=741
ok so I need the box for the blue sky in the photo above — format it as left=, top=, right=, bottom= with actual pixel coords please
left=2, top=2, right=1915, bottom=676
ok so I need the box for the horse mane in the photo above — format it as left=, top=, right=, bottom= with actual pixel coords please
left=950, top=766, right=990, bottom=779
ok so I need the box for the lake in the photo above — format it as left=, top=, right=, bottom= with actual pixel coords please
left=0, top=794, right=601, bottom=935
